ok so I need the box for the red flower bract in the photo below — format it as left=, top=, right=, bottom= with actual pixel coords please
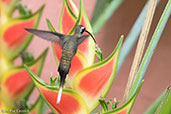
left=3, top=19, right=34, bottom=47
left=4, top=68, right=36, bottom=96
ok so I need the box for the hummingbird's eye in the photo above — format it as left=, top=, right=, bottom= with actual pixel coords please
left=80, top=27, right=86, bottom=34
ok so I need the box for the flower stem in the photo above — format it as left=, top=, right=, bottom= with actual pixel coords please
left=122, top=0, right=157, bottom=103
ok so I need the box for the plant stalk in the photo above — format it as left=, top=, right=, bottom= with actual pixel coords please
left=122, top=0, right=157, bottom=103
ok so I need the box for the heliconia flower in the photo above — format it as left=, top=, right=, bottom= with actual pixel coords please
left=0, top=1, right=47, bottom=113
left=0, top=49, right=48, bottom=108
left=0, top=4, right=44, bottom=61
left=25, top=36, right=123, bottom=114
left=25, top=0, right=143, bottom=114
left=52, top=0, right=96, bottom=84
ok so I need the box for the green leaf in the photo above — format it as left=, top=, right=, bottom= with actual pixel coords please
left=99, top=98, right=120, bottom=113
left=145, top=90, right=167, bottom=114
left=129, top=0, right=171, bottom=99
left=112, top=98, right=120, bottom=109
left=91, top=0, right=124, bottom=34
left=50, top=75, right=58, bottom=87
left=155, top=86, right=171, bottom=114
left=20, top=51, right=34, bottom=64
left=16, top=3, right=32, bottom=16
left=46, top=18, right=60, bottom=67
left=46, top=18, right=56, bottom=32
left=99, top=98, right=109, bottom=113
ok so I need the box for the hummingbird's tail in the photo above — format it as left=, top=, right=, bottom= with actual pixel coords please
left=57, top=83, right=63, bottom=104
left=56, top=66, right=68, bottom=104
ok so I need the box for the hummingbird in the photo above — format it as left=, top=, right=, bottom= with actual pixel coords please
left=25, top=25, right=96, bottom=104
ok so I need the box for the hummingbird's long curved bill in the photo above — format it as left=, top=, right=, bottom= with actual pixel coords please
left=85, top=30, right=97, bottom=44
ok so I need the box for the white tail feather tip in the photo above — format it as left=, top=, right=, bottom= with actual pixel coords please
left=57, top=87, right=63, bottom=104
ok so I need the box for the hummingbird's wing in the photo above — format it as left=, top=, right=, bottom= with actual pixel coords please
left=77, top=35, right=89, bottom=45
left=25, top=28, right=65, bottom=47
